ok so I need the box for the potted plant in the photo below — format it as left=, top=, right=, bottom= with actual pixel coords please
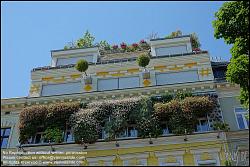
left=112, top=45, right=118, bottom=50
left=120, top=42, right=127, bottom=51
left=75, top=59, right=92, bottom=84
left=139, top=39, right=150, bottom=50
left=137, top=53, right=151, bottom=79
left=132, top=43, right=139, bottom=50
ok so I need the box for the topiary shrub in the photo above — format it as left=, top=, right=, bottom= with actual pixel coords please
left=137, top=53, right=150, bottom=69
left=75, top=59, right=89, bottom=76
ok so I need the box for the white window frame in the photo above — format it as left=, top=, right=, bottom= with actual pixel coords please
left=41, top=81, right=82, bottom=96
left=155, top=45, right=188, bottom=57
left=234, top=107, right=249, bottom=130
left=155, top=70, right=199, bottom=86
left=1, top=127, right=11, bottom=149
left=195, top=116, right=211, bottom=133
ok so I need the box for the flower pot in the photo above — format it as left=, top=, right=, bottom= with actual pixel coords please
left=83, top=75, right=92, bottom=85
left=142, top=70, right=150, bottom=79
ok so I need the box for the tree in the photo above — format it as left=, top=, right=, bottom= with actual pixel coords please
left=76, top=30, right=95, bottom=48
left=212, top=1, right=249, bottom=109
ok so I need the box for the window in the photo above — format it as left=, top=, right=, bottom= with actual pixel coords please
left=41, top=81, right=82, bottom=96
left=119, top=76, right=140, bottom=89
left=31, top=126, right=45, bottom=144
left=64, top=126, right=74, bottom=142
left=117, top=126, right=138, bottom=138
left=155, top=45, right=188, bottom=56
left=98, top=78, right=118, bottom=91
left=160, top=123, right=172, bottom=135
left=97, top=76, right=140, bottom=91
left=196, top=118, right=210, bottom=132
left=156, top=70, right=199, bottom=86
left=56, top=55, right=94, bottom=66
left=235, top=107, right=249, bottom=130
left=1, top=128, right=11, bottom=148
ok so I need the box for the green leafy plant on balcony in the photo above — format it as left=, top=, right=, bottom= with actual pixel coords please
left=70, top=109, right=100, bottom=144
left=43, top=127, right=63, bottom=143
left=212, top=121, right=230, bottom=131
left=19, top=94, right=218, bottom=145
left=153, top=96, right=217, bottom=135
left=19, top=102, right=81, bottom=144
left=165, top=30, right=183, bottom=38
left=190, top=32, right=201, bottom=50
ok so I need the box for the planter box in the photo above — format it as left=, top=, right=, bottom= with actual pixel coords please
left=83, top=75, right=92, bottom=85
left=141, top=70, right=150, bottom=79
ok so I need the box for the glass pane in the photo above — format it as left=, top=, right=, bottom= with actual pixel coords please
left=66, top=132, right=73, bottom=142
left=237, top=114, right=246, bottom=129
left=235, top=108, right=246, bottom=113
left=1, top=129, right=4, bottom=136
left=244, top=114, right=249, bottom=128
left=163, top=128, right=169, bottom=135
left=35, top=134, right=42, bottom=144
left=4, top=128, right=11, bottom=136
left=1, top=138, right=8, bottom=148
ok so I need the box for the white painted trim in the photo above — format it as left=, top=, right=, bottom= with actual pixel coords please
left=52, top=47, right=99, bottom=57
left=234, top=107, right=249, bottom=130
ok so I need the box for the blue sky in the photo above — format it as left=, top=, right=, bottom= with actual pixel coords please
left=1, top=1, right=232, bottom=98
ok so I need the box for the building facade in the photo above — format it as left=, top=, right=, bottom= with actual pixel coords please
left=1, top=35, right=249, bottom=166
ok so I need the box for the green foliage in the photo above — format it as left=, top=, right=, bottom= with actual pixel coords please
left=75, top=59, right=89, bottom=75
left=104, top=109, right=128, bottom=140
left=99, top=40, right=111, bottom=50
left=64, top=46, right=69, bottom=50
left=190, top=33, right=201, bottom=49
left=70, top=109, right=100, bottom=144
left=150, top=93, right=173, bottom=105
left=230, top=38, right=249, bottom=59
left=165, top=30, right=183, bottom=38
left=137, top=53, right=150, bottom=68
left=154, top=96, right=216, bottom=135
left=226, top=54, right=249, bottom=109
left=76, top=30, right=95, bottom=48
left=226, top=55, right=249, bottom=89
left=181, top=96, right=216, bottom=117
left=213, top=1, right=249, bottom=109
left=43, top=127, right=63, bottom=143
left=19, top=105, right=48, bottom=143
left=212, top=1, right=249, bottom=44
left=175, top=92, right=193, bottom=100
left=225, top=160, right=232, bottom=166
left=19, top=102, right=81, bottom=144
left=137, top=115, right=162, bottom=138
left=45, top=102, right=80, bottom=129
left=212, top=121, right=230, bottom=132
